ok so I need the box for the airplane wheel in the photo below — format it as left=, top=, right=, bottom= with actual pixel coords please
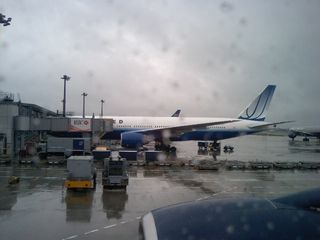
left=170, top=146, right=177, bottom=152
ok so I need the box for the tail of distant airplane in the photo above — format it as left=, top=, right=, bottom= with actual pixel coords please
left=171, top=109, right=181, bottom=117
left=238, top=85, right=276, bottom=121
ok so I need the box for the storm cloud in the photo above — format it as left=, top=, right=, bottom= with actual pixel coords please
left=0, top=0, right=319, bottom=126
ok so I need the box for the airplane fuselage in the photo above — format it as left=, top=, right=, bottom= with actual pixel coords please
left=101, top=116, right=268, bottom=141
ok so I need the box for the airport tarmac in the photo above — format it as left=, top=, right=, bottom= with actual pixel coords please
left=0, top=135, right=320, bottom=240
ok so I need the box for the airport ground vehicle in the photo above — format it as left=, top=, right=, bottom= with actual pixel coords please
left=39, top=137, right=91, bottom=159
left=140, top=188, right=320, bottom=240
left=102, top=157, right=128, bottom=189
left=64, top=156, right=96, bottom=189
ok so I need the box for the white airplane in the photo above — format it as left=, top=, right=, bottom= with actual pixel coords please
left=100, top=85, right=289, bottom=150
left=288, top=127, right=320, bottom=141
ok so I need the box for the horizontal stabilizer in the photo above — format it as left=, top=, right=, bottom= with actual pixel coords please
left=249, top=121, right=294, bottom=129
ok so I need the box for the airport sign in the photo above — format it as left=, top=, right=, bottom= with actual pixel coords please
left=69, top=118, right=91, bottom=132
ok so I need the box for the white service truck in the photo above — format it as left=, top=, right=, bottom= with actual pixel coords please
left=102, top=157, right=129, bottom=189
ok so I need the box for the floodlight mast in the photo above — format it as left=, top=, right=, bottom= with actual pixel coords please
left=82, top=92, right=88, bottom=118
left=61, top=75, right=70, bottom=117
left=100, top=99, right=105, bottom=117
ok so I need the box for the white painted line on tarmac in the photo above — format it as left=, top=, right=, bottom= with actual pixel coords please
left=104, top=224, right=117, bottom=229
left=228, top=178, right=259, bottom=182
left=126, top=218, right=135, bottom=223
left=84, top=229, right=99, bottom=235
left=62, top=235, right=78, bottom=240
left=62, top=216, right=142, bottom=239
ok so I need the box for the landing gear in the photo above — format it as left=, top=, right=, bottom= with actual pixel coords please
left=223, top=145, right=234, bottom=153
left=210, top=141, right=221, bottom=151
left=289, top=136, right=296, bottom=141
left=155, top=142, right=176, bottom=152
left=303, top=137, right=310, bottom=142
left=197, top=141, right=221, bottom=158
left=170, top=146, right=177, bottom=152
left=198, top=141, right=221, bottom=151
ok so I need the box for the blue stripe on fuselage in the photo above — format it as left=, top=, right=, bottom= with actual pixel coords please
left=103, top=128, right=256, bottom=141
left=170, top=129, right=255, bottom=141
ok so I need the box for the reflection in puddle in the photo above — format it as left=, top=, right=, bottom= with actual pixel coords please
left=65, top=190, right=94, bottom=222
left=102, top=190, right=128, bottom=220
left=0, top=185, right=18, bottom=210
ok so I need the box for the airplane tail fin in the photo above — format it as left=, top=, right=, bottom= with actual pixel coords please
left=237, top=85, right=276, bottom=121
left=171, top=109, right=181, bottom=117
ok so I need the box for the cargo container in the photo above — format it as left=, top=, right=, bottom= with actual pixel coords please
left=119, top=150, right=138, bottom=162
left=92, top=146, right=111, bottom=161
left=64, top=156, right=96, bottom=189
left=102, top=158, right=128, bottom=189
left=145, top=150, right=166, bottom=163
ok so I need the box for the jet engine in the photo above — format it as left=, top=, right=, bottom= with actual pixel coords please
left=288, top=130, right=297, bottom=139
left=121, top=132, right=146, bottom=148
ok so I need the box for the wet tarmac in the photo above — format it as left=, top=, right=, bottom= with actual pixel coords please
left=0, top=135, right=320, bottom=240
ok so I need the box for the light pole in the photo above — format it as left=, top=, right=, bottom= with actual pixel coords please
left=61, top=75, right=70, bottom=117
left=100, top=99, right=105, bottom=117
left=82, top=92, right=88, bottom=118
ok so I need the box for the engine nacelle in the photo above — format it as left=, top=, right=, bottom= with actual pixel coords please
left=121, top=132, right=146, bottom=149
left=288, top=130, right=297, bottom=139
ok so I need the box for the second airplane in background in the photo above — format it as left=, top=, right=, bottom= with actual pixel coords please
left=288, top=127, right=320, bottom=141
left=102, top=85, right=289, bottom=151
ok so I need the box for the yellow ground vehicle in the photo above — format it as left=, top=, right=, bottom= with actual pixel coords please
left=64, top=156, right=96, bottom=190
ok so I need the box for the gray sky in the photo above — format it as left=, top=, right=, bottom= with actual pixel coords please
left=0, top=0, right=319, bottom=126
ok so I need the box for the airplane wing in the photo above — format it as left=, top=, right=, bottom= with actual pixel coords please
left=289, top=130, right=315, bottom=137
left=249, top=121, right=294, bottom=130
left=129, top=119, right=239, bottom=138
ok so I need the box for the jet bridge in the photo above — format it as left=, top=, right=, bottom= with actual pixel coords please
left=12, top=117, right=114, bottom=158
left=14, top=117, right=113, bottom=133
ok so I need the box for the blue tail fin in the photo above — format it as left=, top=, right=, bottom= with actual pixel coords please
left=238, top=85, right=276, bottom=121
left=171, top=109, right=181, bottom=117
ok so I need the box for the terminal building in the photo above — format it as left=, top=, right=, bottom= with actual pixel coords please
left=0, top=92, right=113, bottom=161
